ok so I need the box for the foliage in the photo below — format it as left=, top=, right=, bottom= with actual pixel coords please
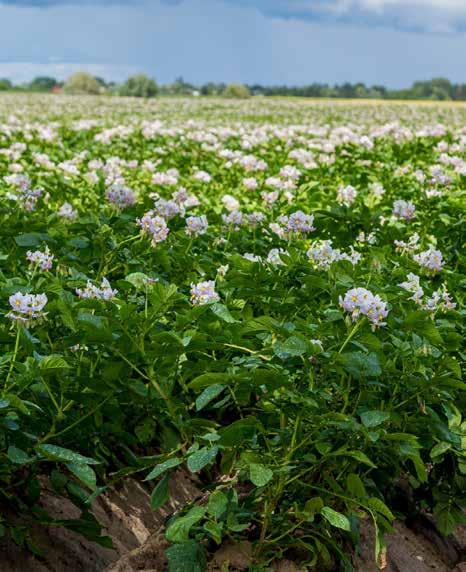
left=28, top=77, right=60, bottom=93
left=0, top=94, right=464, bottom=569
left=119, top=74, right=158, bottom=98
left=223, top=83, right=251, bottom=99
left=63, top=72, right=102, bottom=95
left=6, top=75, right=466, bottom=101
left=0, top=78, right=13, bottom=91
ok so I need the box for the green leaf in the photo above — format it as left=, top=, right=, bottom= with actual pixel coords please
left=360, top=410, right=390, bottom=428
left=166, top=507, right=206, bottom=543
left=434, top=503, right=466, bottom=537
left=15, top=232, right=51, bottom=247
left=188, top=373, right=232, bottom=390
left=321, top=507, right=351, bottom=531
left=37, top=444, right=99, bottom=465
left=249, top=463, right=273, bottom=487
left=335, top=449, right=377, bottom=469
left=204, top=521, right=223, bottom=544
left=66, top=462, right=97, bottom=490
left=125, top=272, right=151, bottom=290
left=210, top=303, right=236, bottom=323
left=408, top=454, right=427, bottom=483
left=165, top=540, right=207, bottom=572
left=7, top=446, right=31, bottom=465
left=77, top=313, right=107, bottom=330
left=430, top=442, right=451, bottom=459
left=304, top=497, right=324, bottom=520
left=187, top=447, right=218, bottom=473
left=151, top=474, right=170, bottom=511
left=346, top=473, right=367, bottom=500
left=207, top=491, right=228, bottom=519
left=195, top=384, right=226, bottom=411
left=219, top=417, right=260, bottom=447
left=39, top=355, right=70, bottom=371
left=274, top=336, right=308, bottom=359
left=367, top=498, right=395, bottom=522
left=340, top=352, right=382, bottom=378
left=145, top=458, right=183, bottom=481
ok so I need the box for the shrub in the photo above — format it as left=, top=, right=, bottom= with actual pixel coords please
left=223, top=83, right=251, bottom=99
left=119, top=74, right=158, bottom=98
left=63, top=72, right=102, bottom=95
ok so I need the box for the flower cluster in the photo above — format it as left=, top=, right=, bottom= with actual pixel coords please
left=26, top=248, right=54, bottom=271
left=190, top=281, right=220, bottom=306
left=337, top=185, right=357, bottom=206
left=76, top=278, right=118, bottom=300
left=393, top=200, right=416, bottom=221
left=399, top=273, right=456, bottom=313
left=153, top=197, right=183, bottom=219
left=136, top=213, right=170, bottom=246
left=399, top=273, right=425, bottom=304
left=339, top=288, right=388, bottom=328
left=58, top=202, right=77, bottom=220
left=105, top=184, right=136, bottom=209
left=9, top=184, right=44, bottom=212
left=413, top=246, right=444, bottom=273
left=307, top=241, right=361, bottom=270
left=185, top=215, right=208, bottom=236
left=193, top=170, right=212, bottom=183
left=222, top=210, right=243, bottom=228
left=243, top=177, right=258, bottom=191
left=8, top=292, right=48, bottom=323
left=394, top=233, right=420, bottom=253
left=273, top=211, right=315, bottom=238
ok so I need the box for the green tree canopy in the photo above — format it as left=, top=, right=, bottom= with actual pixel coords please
left=119, top=74, right=158, bottom=98
left=29, top=76, right=59, bottom=92
left=223, top=83, right=251, bottom=99
left=63, top=72, right=102, bottom=95
left=0, top=78, right=12, bottom=91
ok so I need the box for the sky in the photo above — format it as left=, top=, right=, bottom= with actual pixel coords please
left=0, top=0, right=466, bottom=87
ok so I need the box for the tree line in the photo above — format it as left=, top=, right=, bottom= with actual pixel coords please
left=1, top=73, right=465, bottom=101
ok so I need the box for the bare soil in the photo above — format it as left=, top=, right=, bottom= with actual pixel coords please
left=0, top=474, right=464, bottom=572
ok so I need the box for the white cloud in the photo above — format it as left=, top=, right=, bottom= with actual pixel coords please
left=2, top=0, right=466, bottom=32
left=228, top=0, right=466, bottom=32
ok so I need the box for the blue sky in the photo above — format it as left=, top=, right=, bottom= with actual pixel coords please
left=0, top=0, right=465, bottom=86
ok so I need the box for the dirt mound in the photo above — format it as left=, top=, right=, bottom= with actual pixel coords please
left=0, top=471, right=199, bottom=572
left=0, top=474, right=464, bottom=572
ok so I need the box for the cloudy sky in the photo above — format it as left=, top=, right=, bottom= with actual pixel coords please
left=0, top=0, right=465, bottom=87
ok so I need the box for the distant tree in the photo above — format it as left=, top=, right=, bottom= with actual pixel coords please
left=93, top=76, right=108, bottom=88
left=430, top=77, right=453, bottom=100
left=28, top=76, right=58, bottom=92
left=119, top=74, right=158, bottom=98
left=63, top=72, right=102, bottom=95
left=200, top=82, right=225, bottom=96
left=0, top=78, right=13, bottom=91
left=166, top=76, right=195, bottom=96
left=223, top=83, right=251, bottom=99
left=354, top=83, right=368, bottom=98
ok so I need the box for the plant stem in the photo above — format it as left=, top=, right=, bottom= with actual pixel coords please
left=338, top=320, right=362, bottom=355
left=39, top=394, right=112, bottom=443
left=4, top=325, right=21, bottom=391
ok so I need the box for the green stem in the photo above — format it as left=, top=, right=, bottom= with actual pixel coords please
left=114, top=350, right=181, bottom=432
left=338, top=320, right=362, bottom=355
left=4, top=325, right=21, bottom=391
left=39, top=395, right=112, bottom=444
left=185, top=237, right=193, bottom=255
left=41, top=377, right=61, bottom=413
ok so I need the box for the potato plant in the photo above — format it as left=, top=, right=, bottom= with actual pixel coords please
left=0, top=95, right=464, bottom=569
